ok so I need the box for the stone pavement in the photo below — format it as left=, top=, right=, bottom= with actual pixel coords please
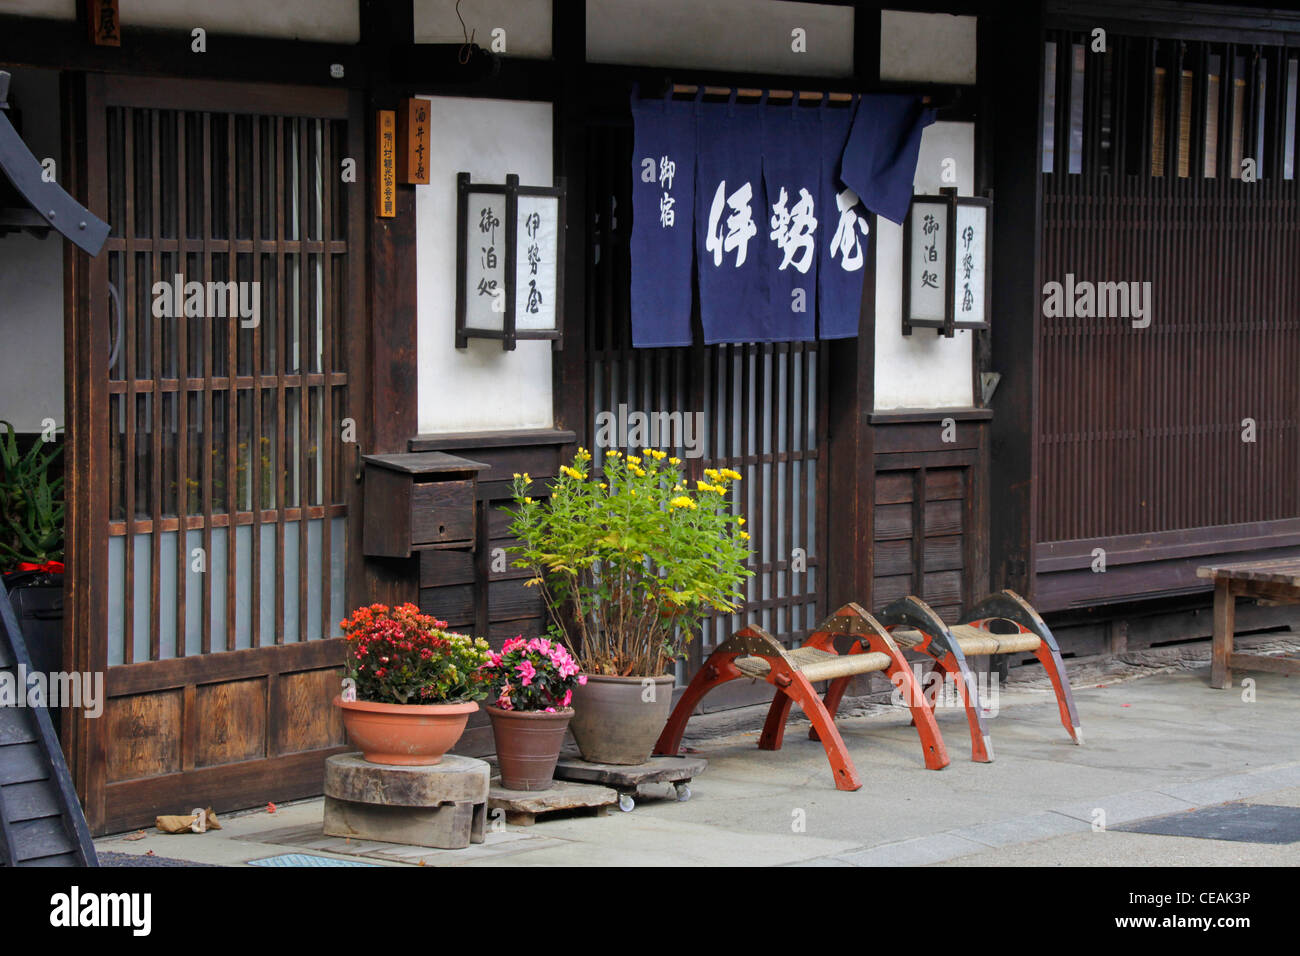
left=95, top=649, right=1300, bottom=867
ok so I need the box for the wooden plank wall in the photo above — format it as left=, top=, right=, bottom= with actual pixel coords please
left=868, top=419, right=989, bottom=625
left=408, top=432, right=574, bottom=754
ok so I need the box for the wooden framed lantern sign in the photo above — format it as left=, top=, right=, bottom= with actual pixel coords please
left=455, top=172, right=566, bottom=351
left=903, top=188, right=992, bottom=337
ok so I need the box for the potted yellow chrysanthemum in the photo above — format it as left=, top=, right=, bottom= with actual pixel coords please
left=506, top=448, right=751, bottom=764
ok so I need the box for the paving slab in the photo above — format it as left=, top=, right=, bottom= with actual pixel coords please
left=91, top=663, right=1300, bottom=867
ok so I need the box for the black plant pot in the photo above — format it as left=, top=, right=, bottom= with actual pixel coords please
left=3, top=570, right=64, bottom=734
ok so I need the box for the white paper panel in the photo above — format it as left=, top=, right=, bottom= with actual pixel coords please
left=464, top=192, right=508, bottom=332
left=953, top=204, right=986, bottom=325
left=514, top=194, right=559, bottom=331
left=908, top=200, right=947, bottom=323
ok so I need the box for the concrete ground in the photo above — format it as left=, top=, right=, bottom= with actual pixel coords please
left=94, top=644, right=1300, bottom=867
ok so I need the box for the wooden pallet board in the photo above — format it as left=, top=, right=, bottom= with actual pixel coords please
left=552, top=755, right=707, bottom=789
left=487, top=778, right=618, bottom=827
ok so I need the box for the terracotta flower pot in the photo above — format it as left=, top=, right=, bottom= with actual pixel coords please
left=335, top=696, right=478, bottom=766
left=568, top=674, right=675, bottom=765
left=486, top=705, right=573, bottom=790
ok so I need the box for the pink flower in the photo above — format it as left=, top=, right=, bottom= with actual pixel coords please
left=561, top=689, right=572, bottom=707
left=517, top=660, right=537, bottom=686
left=578, top=674, right=588, bottom=686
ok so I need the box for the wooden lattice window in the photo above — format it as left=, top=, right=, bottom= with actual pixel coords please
left=103, top=105, right=352, bottom=663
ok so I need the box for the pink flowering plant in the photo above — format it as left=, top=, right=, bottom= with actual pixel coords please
left=483, top=636, right=588, bottom=713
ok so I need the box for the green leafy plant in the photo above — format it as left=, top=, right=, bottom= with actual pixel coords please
left=507, top=447, right=752, bottom=677
left=0, top=421, right=64, bottom=571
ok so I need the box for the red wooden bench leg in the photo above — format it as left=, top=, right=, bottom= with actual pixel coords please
left=759, top=690, right=795, bottom=751
left=770, top=662, right=862, bottom=791
left=654, top=656, right=739, bottom=756
left=1033, top=643, right=1083, bottom=745
left=933, top=652, right=994, bottom=763
left=880, top=645, right=950, bottom=770
left=808, top=675, right=852, bottom=741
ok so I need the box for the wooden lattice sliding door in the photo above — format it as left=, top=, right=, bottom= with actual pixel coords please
left=584, top=122, right=829, bottom=683
left=1036, top=29, right=1300, bottom=606
left=67, top=76, right=365, bottom=833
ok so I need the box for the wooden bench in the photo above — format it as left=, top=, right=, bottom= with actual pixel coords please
left=1198, top=558, right=1300, bottom=689
left=878, top=590, right=1082, bottom=762
left=655, top=603, right=950, bottom=791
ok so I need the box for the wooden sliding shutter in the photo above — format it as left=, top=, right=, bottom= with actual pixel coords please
left=1036, top=30, right=1300, bottom=608
left=68, top=76, right=365, bottom=833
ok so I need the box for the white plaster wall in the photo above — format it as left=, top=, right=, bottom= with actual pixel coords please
left=587, top=0, right=853, bottom=77
left=415, top=0, right=553, bottom=58
left=880, top=10, right=977, bottom=85
left=0, top=68, right=64, bottom=433
left=0, top=0, right=73, bottom=18
left=873, top=121, right=976, bottom=411
left=415, top=96, right=554, bottom=434
left=120, top=0, right=359, bottom=43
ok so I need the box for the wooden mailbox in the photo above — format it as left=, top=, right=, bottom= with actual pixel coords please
left=362, top=452, right=489, bottom=558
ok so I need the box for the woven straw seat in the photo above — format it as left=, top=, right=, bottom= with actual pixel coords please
left=734, top=646, right=894, bottom=683
left=656, top=604, right=951, bottom=790
left=891, top=623, right=1041, bottom=657
left=878, top=592, right=1082, bottom=762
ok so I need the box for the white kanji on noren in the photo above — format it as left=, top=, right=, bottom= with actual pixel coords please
left=769, top=186, right=817, bottom=274
left=705, top=180, right=758, bottom=267
left=659, top=193, right=676, bottom=228
left=659, top=156, right=676, bottom=191
left=830, top=186, right=870, bottom=272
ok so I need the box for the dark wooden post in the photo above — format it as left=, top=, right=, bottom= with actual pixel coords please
left=983, top=7, right=1044, bottom=598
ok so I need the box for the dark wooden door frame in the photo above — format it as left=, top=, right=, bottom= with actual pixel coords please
left=64, top=72, right=367, bottom=833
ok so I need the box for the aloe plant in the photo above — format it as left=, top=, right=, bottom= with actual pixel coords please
left=0, top=421, right=65, bottom=571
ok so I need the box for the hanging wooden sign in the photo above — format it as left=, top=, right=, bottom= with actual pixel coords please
left=397, top=98, right=431, bottom=185
left=89, top=0, right=121, bottom=47
left=456, top=172, right=567, bottom=351
left=376, top=110, right=396, bottom=219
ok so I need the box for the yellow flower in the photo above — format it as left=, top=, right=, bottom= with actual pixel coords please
left=721, top=468, right=742, bottom=481
left=629, top=465, right=646, bottom=478
left=560, top=465, right=586, bottom=480
left=669, top=457, right=681, bottom=466
left=627, top=455, right=641, bottom=465
left=648, top=449, right=667, bottom=460
left=524, top=497, right=534, bottom=504
left=606, top=449, right=621, bottom=458
left=577, top=447, right=591, bottom=460
left=696, top=480, right=721, bottom=493
left=513, top=472, right=521, bottom=479
left=599, top=482, right=608, bottom=490
left=670, top=496, right=696, bottom=510
left=522, top=472, right=531, bottom=483
left=704, top=468, right=720, bottom=480
left=738, top=531, right=750, bottom=541
left=737, top=517, right=746, bottom=526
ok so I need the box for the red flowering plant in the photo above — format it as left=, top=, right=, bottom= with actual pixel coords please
left=482, top=636, right=588, bottom=713
left=340, top=603, right=492, bottom=705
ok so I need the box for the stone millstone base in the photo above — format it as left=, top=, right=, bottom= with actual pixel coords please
left=323, top=752, right=490, bottom=850
left=553, top=755, right=707, bottom=788
left=488, top=778, right=618, bottom=827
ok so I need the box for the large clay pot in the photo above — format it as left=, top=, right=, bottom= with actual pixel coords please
left=568, top=674, right=674, bottom=765
left=335, top=697, right=477, bottom=766
left=486, top=706, right=573, bottom=790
